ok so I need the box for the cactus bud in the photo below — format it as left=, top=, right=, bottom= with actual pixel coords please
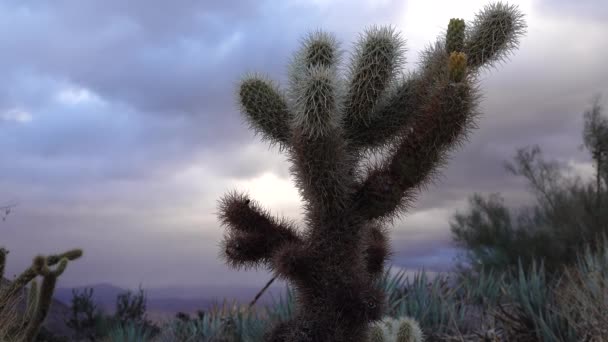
left=370, top=316, right=425, bottom=342
left=448, top=52, right=467, bottom=82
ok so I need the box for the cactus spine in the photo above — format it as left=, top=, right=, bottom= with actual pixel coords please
left=369, top=316, right=424, bottom=342
left=0, top=248, right=83, bottom=342
left=216, top=2, right=525, bottom=341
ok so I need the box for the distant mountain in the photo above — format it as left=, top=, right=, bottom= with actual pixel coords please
left=54, top=282, right=125, bottom=313
left=55, top=283, right=289, bottom=316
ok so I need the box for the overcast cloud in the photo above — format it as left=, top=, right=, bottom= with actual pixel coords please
left=1, top=0, right=607, bottom=289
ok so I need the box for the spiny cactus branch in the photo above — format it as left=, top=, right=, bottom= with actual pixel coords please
left=237, top=74, right=293, bottom=153
left=465, top=1, right=526, bottom=70
left=22, top=267, right=62, bottom=342
left=352, top=75, right=479, bottom=225
left=343, top=25, right=406, bottom=128
left=216, top=190, right=303, bottom=270
left=0, top=249, right=82, bottom=313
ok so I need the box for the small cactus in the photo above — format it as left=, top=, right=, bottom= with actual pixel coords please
left=0, top=248, right=83, bottom=342
left=369, top=316, right=425, bottom=342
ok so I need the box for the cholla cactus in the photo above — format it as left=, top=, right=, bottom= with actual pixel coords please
left=369, top=316, right=424, bottom=342
left=216, top=2, right=525, bottom=341
left=0, top=248, right=83, bottom=342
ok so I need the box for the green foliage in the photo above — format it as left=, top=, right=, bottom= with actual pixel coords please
left=109, top=286, right=161, bottom=340
left=104, top=321, right=153, bottom=342
left=66, top=287, right=105, bottom=341
left=451, top=96, right=608, bottom=278
left=554, top=235, right=608, bottom=340
left=152, top=300, right=266, bottom=342
left=387, top=271, right=467, bottom=337
left=455, top=267, right=506, bottom=309
left=494, top=260, right=577, bottom=342
left=115, top=286, right=148, bottom=327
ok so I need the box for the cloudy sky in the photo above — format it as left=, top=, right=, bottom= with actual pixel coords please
left=1, top=0, right=607, bottom=290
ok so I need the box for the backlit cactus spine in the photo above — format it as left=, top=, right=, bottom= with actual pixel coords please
left=216, top=2, right=525, bottom=341
left=369, top=316, right=424, bottom=342
left=0, top=248, right=83, bottom=342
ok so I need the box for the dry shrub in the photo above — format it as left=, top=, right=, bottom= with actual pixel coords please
left=555, top=266, right=608, bottom=341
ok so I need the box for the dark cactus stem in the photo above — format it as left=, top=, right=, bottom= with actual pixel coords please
left=0, top=248, right=7, bottom=280
left=216, top=3, right=525, bottom=341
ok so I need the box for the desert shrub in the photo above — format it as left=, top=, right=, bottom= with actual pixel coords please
left=451, top=97, right=608, bottom=279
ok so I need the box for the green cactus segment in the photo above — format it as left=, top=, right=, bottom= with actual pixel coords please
left=25, top=280, right=39, bottom=321
left=343, top=75, right=419, bottom=156
left=23, top=266, right=61, bottom=342
left=396, top=317, right=424, bottom=342
left=446, top=19, right=465, bottom=53
left=344, top=26, right=405, bottom=126
left=370, top=316, right=425, bottom=342
left=302, top=30, right=340, bottom=68
left=217, top=190, right=303, bottom=270
left=465, top=2, right=526, bottom=70
left=288, top=30, right=342, bottom=102
left=238, top=75, right=293, bottom=152
left=291, top=65, right=340, bottom=139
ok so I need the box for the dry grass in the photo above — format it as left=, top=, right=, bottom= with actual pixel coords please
left=555, top=266, right=608, bottom=341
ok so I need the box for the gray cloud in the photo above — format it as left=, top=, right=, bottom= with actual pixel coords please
left=534, top=0, right=608, bottom=22
left=1, top=0, right=607, bottom=289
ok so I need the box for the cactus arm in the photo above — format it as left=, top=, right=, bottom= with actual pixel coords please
left=22, top=258, right=68, bottom=342
left=286, top=30, right=355, bottom=216
left=464, top=2, right=526, bottom=70
left=350, top=4, right=524, bottom=224
left=45, top=249, right=83, bottom=265
left=343, top=75, right=419, bottom=154
left=0, top=250, right=81, bottom=318
left=342, top=41, right=454, bottom=158
left=352, top=59, right=477, bottom=224
left=237, top=74, right=293, bottom=152
left=342, top=26, right=406, bottom=130
left=216, top=190, right=303, bottom=269
left=24, top=279, right=39, bottom=323
left=344, top=2, right=524, bottom=156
